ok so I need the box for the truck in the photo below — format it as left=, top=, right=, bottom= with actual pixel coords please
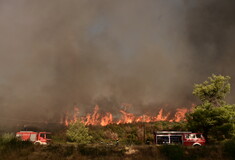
left=154, top=131, right=206, bottom=146
left=16, top=131, right=51, bottom=145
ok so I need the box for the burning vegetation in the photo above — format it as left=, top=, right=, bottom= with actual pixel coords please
left=63, top=105, right=188, bottom=126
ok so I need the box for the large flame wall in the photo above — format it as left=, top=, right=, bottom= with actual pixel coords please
left=63, top=105, right=188, bottom=126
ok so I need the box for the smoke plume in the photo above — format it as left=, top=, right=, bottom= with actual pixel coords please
left=0, top=0, right=234, bottom=124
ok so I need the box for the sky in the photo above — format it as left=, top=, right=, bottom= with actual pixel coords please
left=0, top=0, right=235, bottom=123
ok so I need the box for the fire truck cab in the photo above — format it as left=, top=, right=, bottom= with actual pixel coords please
left=16, top=131, right=51, bottom=145
left=154, top=131, right=206, bottom=146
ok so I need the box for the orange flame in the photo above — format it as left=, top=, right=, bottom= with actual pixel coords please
left=64, top=105, right=188, bottom=126
left=101, top=112, right=113, bottom=126
left=171, top=108, right=188, bottom=122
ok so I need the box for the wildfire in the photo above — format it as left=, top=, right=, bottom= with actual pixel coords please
left=63, top=105, right=188, bottom=126
left=170, top=108, right=188, bottom=122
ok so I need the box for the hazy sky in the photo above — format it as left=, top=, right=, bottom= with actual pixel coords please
left=0, top=0, right=234, bottom=122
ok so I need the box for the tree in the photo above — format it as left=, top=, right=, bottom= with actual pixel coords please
left=186, top=75, right=235, bottom=142
left=193, top=74, right=230, bottom=106
left=66, top=121, right=92, bottom=144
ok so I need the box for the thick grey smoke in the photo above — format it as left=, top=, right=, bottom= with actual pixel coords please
left=185, top=0, right=235, bottom=101
left=0, top=0, right=234, bottom=123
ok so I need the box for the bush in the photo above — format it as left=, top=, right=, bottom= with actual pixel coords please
left=0, top=133, right=15, bottom=144
left=77, top=144, right=124, bottom=157
left=159, top=145, right=184, bottom=160
left=78, top=144, right=104, bottom=156
left=223, top=138, right=235, bottom=159
left=51, top=131, right=67, bottom=144
left=66, top=121, right=92, bottom=144
left=0, top=133, right=33, bottom=160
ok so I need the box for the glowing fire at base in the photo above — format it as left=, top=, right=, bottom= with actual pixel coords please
left=63, top=105, right=188, bottom=126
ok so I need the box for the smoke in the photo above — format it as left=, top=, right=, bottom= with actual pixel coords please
left=0, top=0, right=234, bottom=123
left=185, top=0, right=235, bottom=101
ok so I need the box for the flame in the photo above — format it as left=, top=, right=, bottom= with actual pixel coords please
left=64, top=105, right=189, bottom=126
left=154, top=108, right=170, bottom=121
left=117, top=110, right=135, bottom=124
left=174, top=108, right=188, bottom=122
left=101, top=112, right=113, bottom=126
left=65, top=112, right=69, bottom=126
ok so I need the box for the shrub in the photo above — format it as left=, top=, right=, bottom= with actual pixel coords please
left=223, top=138, right=235, bottom=159
left=0, top=133, right=33, bottom=160
left=159, top=145, right=184, bottom=160
left=0, top=133, right=15, bottom=144
left=66, top=121, right=92, bottom=144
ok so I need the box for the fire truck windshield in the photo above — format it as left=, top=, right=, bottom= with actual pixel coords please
left=40, top=134, right=45, bottom=138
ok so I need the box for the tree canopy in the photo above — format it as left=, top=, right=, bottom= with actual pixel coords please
left=186, top=75, right=235, bottom=142
left=193, top=74, right=230, bottom=106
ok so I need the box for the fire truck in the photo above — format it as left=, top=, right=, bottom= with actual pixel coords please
left=16, top=131, right=51, bottom=145
left=154, top=131, right=206, bottom=146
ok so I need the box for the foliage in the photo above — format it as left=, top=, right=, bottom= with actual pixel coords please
left=45, top=144, right=75, bottom=157
left=187, top=74, right=235, bottom=142
left=1, top=122, right=235, bottom=160
left=187, top=104, right=235, bottom=141
left=193, top=74, right=230, bottom=106
left=1, top=141, right=234, bottom=160
left=0, top=134, right=33, bottom=160
left=66, top=121, right=92, bottom=144
left=154, top=121, right=187, bottom=132
left=51, top=131, right=67, bottom=144
left=223, top=138, right=235, bottom=159
left=0, top=133, right=15, bottom=144
left=159, top=145, right=184, bottom=160
left=87, top=122, right=188, bottom=145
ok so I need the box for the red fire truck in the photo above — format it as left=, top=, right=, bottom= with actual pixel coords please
left=16, top=131, right=51, bottom=145
left=154, top=131, right=206, bottom=146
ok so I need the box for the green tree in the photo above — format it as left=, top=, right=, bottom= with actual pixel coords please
left=186, top=75, right=235, bottom=142
left=66, top=121, right=92, bottom=144
left=193, top=74, right=230, bottom=106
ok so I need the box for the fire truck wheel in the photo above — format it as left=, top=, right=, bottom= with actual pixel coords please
left=193, top=144, right=201, bottom=147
